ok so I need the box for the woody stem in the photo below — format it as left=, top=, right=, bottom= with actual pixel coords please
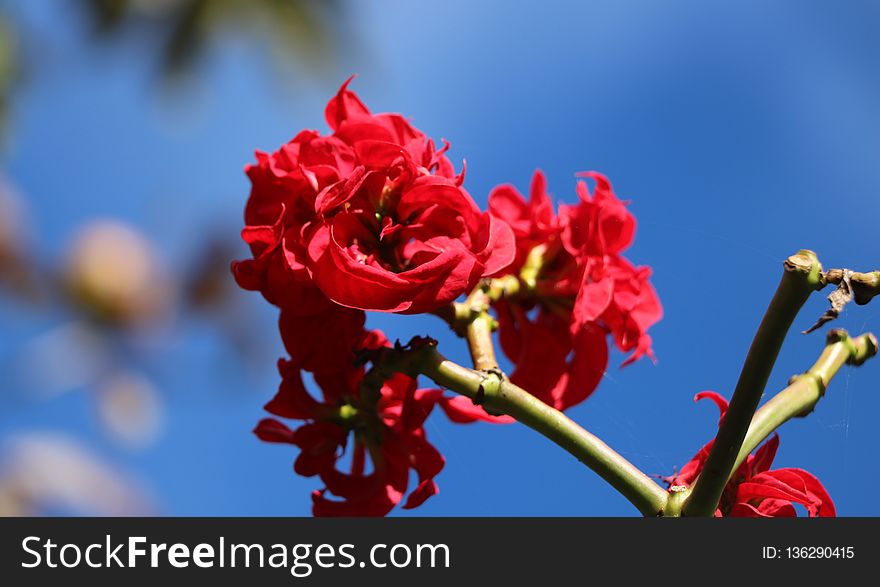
left=446, top=274, right=669, bottom=515
left=823, top=268, right=880, bottom=305
left=414, top=345, right=670, bottom=517
left=682, top=250, right=824, bottom=516
left=463, top=287, right=500, bottom=371
left=732, top=330, right=878, bottom=474
left=431, top=275, right=522, bottom=335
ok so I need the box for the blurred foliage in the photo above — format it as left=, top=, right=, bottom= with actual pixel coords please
left=0, top=0, right=351, bottom=516
left=0, top=179, right=38, bottom=298
left=1, top=208, right=268, bottom=448
left=82, top=0, right=340, bottom=81
left=0, top=14, right=20, bottom=139
left=0, top=0, right=346, bottom=137
left=0, top=433, right=153, bottom=516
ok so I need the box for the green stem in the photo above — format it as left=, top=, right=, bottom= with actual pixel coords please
left=441, top=261, right=668, bottom=515
left=733, top=330, right=878, bottom=473
left=416, top=347, right=670, bottom=516
left=682, top=250, right=824, bottom=516
left=467, top=312, right=499, bottom=371
left=430, top=275, right=519, bottom=336
left=459, top=285, right=501, bottom=372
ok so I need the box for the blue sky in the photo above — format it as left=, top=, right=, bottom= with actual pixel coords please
left=1, top=0, right=878, bottom=515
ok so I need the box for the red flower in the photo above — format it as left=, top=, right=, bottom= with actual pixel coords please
left=233, top=76, right=515, bottom=316
left=254, top=331, right=445, bottom=516
left=278, top=304, right=369, bottom=373
left=487, top=170, right=558, bottom=268
left=486, top=170, right=661, bottom=411
left=667, top=392, right=836, bottom=517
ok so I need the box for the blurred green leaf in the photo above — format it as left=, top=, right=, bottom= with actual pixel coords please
left=81, top=0, right=342, bottom=83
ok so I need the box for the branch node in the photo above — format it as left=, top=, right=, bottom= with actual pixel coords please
left=804, top=271, right=853, bottom=334
left=849, top=333, right=879, bottom=367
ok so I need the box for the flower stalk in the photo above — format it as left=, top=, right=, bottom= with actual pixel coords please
left=365, top=336, right=669, bottom=516
left=733, top=329, right=878, bottom=473
left=459, top=285, right=502, bottom=372
left=682, top=250, right=824, bottom=517
left=415, top=345, right=670, bottom=516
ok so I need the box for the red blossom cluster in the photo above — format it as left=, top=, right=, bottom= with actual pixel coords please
left=488, top=170, right=661, bottom=410
left=253, top=332, right=445, bottom=516
left=667, top=392, right=835, bottom=517
left=233, top=78, right=661, bottom=515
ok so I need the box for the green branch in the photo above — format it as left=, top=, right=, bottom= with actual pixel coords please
left=418, top=249, right=878, bottom=518
left=466, top=311, right=500, bottom=372
left=682, top=250, right=824, bottom=517
left=457, top=285, right=501, bottom=372
left=733, top=329, right=878, bottom=472
left=416, top=345, right=670, bottom=516
left=362, top=337, right=669, bottom=516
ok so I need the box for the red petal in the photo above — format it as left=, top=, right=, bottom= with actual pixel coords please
left=694, top=391, right=729, bottom=422
left=263, top=360, right=322, bottom=419
left=253, top=418, right=296, bottom=444
left=324, top=75, right=371, bottom=131
left=749, top=434, right=780, bottom=476
left=279, top=304, right=367, bottom=372
left=402, top=480, right=438, bottom=510
left=314, top=166, right=371, bottom=215
left=439, top=395, right=515, bottom=424
left=572, top=275, right=615, bottom=330
left=737, top=468, right=835, bottom=517
left=729, top=500, right=797, bottom=517
left=292, top=422, right=346, bottom=477
left=473, top=212, right=516, bottom=277
left=488, top=184, right=530, bottom=236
